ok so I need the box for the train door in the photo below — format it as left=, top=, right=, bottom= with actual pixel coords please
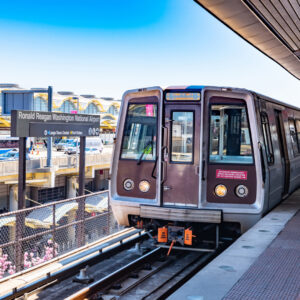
left=162, top=104, right=201, bottom=206
left=274, top=110, right=290, bottom=197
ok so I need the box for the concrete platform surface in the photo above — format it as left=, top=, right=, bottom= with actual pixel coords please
left=168, top=190, right=300, bottom=300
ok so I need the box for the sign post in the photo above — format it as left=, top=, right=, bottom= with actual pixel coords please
left=15, top=137, right=26, bottom=271
left=11, top=110, right=100, bottom=266
left=78, top=136, right=86, bottom=246
left=47, top=86, right=53, bottom=167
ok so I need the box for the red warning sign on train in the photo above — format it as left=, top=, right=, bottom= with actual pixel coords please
left=216, top=169, right=247, bottom=180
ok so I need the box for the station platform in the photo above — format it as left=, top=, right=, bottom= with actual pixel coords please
left=168, top=190, right=300, bottom=300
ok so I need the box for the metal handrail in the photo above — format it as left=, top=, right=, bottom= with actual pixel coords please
left=0, top=190, right=115, bottom=278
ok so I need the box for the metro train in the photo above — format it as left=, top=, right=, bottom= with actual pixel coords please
left=110, top=86, right=300, bottom=245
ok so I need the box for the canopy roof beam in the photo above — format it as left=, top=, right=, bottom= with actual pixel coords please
left=194, top=0, right=300, bottom=80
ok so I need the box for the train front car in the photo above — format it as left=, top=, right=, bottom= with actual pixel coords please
left=110, top=86, right=264, bottom=246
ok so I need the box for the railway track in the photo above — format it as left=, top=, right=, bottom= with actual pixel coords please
left=1, top=228, right=148, bottom=300
left=6, top=230, right=232, bottom=300
left=65, top=240, right=229, bottom=300
left=15, top=234, right=157, bottom=300
left=67, top=249, right=216, bottom=300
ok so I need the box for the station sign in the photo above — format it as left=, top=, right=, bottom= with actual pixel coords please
left=11, top=110, right=100, bottom=137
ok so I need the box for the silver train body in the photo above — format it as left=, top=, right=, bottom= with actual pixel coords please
left=110, top=86, right=300, bottom=233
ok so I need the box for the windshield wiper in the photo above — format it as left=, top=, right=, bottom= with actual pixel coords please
left=137, top=141, right=153, bottom=165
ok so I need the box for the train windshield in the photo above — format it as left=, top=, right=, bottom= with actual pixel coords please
left=209, top=104, right=253, bottom=164
left=121, top=104, right=157, bottom=161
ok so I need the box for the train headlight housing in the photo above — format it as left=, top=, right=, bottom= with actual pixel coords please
left=139, top=180, right=150, bottom=193
left=123, top=179, right=134, bottom=191
left=215, top=184, right=227, bottom=197
left=235, top=185, right=248, bottom=198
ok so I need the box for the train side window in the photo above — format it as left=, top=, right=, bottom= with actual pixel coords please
left=261, top=113, right=274, bottom=165
left=288, top=119, right=299, bottom=155
left=209, top=104, right=253, bottom=164
left=171, top=111, right=194, bottom=163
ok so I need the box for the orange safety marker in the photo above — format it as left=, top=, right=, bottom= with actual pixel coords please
left=184, top=228, right=195, bottom=245
left=158, top=227, right=168, bottom=243
left=136, top=220, right=143, bottom=229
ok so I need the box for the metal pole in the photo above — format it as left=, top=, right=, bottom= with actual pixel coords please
left=78, top=136, right=86, bottom=246
left=47, top=86, right=53, bottom=167
left=52, top=204, right=56, bottom=258
left=18, top=137, right=26, bottom=210
left=79, top=136, right=86, bottom=196
left=16, top=137, right=26, bottom=271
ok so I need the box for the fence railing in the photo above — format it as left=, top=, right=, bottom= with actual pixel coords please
left=40, top=152, right=112, bottom=169
left=0, top=151, right=112, bottom=176
left=0, top=190, right=119, bottom=279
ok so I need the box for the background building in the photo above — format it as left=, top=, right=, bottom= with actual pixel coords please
left=0, top=83, right=121, bottom=212
left=0, top=84, right=121, bottom=133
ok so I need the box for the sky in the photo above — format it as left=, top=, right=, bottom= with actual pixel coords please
left=0, top=0, right=299, bottom=105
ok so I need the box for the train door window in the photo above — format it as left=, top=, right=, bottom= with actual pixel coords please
left=261, top=113, right=274, bottom=164
left=121, top=104, right=157, bottom=161
left=288, top=119, right=299, bottom=155
left=209, top=104, right=253, bottom=164
left=171, top=111, right=194, bottom=163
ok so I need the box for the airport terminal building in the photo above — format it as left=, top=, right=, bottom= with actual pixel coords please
left=0, top=83, right=121, bottom=212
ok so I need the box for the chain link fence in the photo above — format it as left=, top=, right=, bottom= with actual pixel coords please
left=0, top=190, right=120, bottom=279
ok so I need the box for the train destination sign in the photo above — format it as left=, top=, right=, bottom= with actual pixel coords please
left=166, top=92, right=201, bottom=101
left=11, top=110, right=100, bottom=137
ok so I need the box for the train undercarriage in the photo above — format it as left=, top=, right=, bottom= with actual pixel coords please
left=129, top=215, right=241, bottom=251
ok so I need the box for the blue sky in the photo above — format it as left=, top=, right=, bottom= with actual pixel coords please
left=0, top=0, right=299, bottom=104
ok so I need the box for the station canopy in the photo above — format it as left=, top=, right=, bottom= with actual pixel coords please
left=195, top=0, right=300, bottom=80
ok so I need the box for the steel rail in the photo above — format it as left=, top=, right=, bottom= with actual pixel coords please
left=0, top=229, right=149, bottom=300
left=143, top=252, right=215, bottom=300
left=148, top=239, right=231, bottom=299
left=66, top=247, right=163, bottom=300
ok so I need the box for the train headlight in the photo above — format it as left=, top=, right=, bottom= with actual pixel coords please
left=123, top=179, right=134, bottom=191
left=235, top=185, right=248, bottom=198
left=215, top=184, right=227, bottom=197
left=139, top=180, right=150, bottom=193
